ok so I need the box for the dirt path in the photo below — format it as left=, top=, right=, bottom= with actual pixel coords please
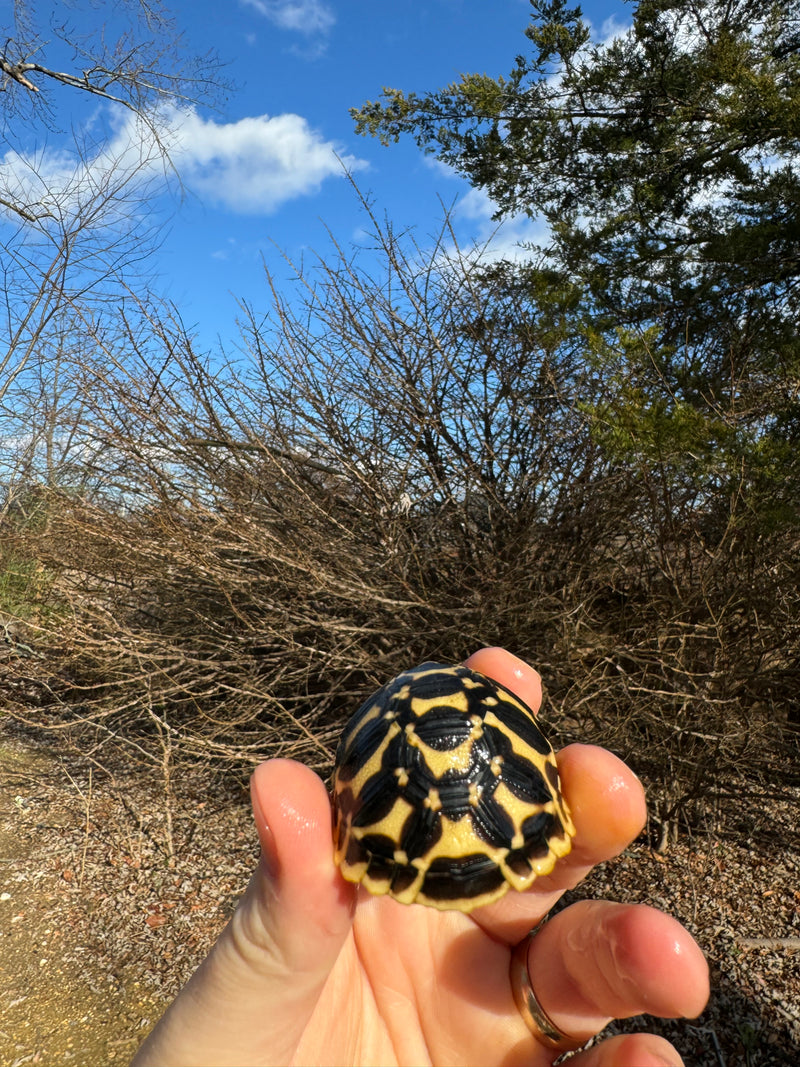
left=0, top=741, right=170, bottom=1065
left=0, top=735, right=255, bottom=1067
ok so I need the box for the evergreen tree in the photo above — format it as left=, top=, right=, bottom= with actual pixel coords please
left=353, top=0, right=800, bottom=530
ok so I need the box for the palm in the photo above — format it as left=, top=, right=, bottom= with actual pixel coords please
left=297, top=895, right=539, bottom=1066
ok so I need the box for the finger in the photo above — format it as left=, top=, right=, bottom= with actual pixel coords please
left=554, top=744, right=647, bottom=872
left=569, top=1032, right=687, bottom=1067
left=132, top=759, right=355, bottom=1067
left=245, top=758, right=355, bottom=979
left=463, top=646, right=543, bottom=713
left=521, top=743, right=647, bottom=913
left=490, top=743, right=646, bottom=937
left=526, top=900, right=709, bottom=1045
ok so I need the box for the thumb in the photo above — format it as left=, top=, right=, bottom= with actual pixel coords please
left=132, top=759, right=355, bottom=1067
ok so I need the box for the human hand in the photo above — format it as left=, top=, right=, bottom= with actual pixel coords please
left=131, top=647, right=709, bottom=1066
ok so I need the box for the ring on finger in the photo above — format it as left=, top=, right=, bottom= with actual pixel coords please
left=510, top=923, right=584, bottom=1052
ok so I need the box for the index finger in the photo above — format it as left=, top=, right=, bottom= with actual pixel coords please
left=463, top=646, right=544, bottom=714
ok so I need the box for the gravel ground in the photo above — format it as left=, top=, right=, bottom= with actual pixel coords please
left=1, top=725, right=798, bottom=1067
left=562, top=803, right=800, bottom=1066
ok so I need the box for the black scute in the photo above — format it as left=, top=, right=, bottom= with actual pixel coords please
left=422, top=853, right=506, bottom=900
left=504, top=849, right=534, bottom=877
left=435, top=777, right=473, bottom=817
left=480, top=721, right=513, bottom=763
left=350, top=768, right=401, bottom=827
left=380, top=731, right=437, bottom=799
left=500, top=754, right=554, bottom=804
left=359, top=832, right=399, bottom=862
left=336, top=714, right=393, bottom=782
left=390, top=865, right=419, bottom=894
left=394, top=664, right=462, bottom=702
left=400, top=803, right=442, bottom=859
left=415, top=708, right=473, bottom=750
left=386, top=730, right=444, bottom=803
left=521, top=811, right=560, bottom=856
left=471, top=791, right=516, bottom=847
left=364, top=849, right=395, bottom=882
left=493, top=697, right=552, bottom=755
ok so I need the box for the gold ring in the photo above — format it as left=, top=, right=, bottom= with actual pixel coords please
left=510, top=927, right=584, bottom=1052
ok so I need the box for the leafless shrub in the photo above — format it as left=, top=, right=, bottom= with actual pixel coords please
left=2, top=208, right=797, bottom=829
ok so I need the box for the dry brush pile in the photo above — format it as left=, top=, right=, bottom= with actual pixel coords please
left=1, top=218, right=797, bottom=832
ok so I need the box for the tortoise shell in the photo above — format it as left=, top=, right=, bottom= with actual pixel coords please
left=331, top=662, right=575, bottom=911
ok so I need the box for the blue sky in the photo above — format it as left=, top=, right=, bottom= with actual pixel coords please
left=6, top=0, right=629, bottom=351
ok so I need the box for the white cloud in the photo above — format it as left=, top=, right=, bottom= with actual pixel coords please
left=168, top=108, right=366, bottom=213
left=417, top=162, right=549, bottom=265
left=240, top=0, right=335, bottom=36
left=452, top=186, right=549, bottom=263
left=594, top=15, right=632, bottom=47
left=0, top=105, right=368, bottom=222
left=0, top=119, right=170, bottom=226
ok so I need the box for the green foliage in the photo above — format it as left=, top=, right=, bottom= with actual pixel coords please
left=352, top=0, right=800, bottom=299
left=352, top=0, right=800, bottom=539
left=355, top=0, right=800, bottom=231
left=0, top=559, right=44, bottom=619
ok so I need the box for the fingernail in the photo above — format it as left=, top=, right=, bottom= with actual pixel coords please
left=250, top=775, right=279, bottom=878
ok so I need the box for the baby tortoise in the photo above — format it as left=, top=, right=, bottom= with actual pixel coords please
left=332, top=662, right=575, bottom=911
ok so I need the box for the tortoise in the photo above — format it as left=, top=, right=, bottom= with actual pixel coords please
left=332, top=662, right=576, bottom=911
